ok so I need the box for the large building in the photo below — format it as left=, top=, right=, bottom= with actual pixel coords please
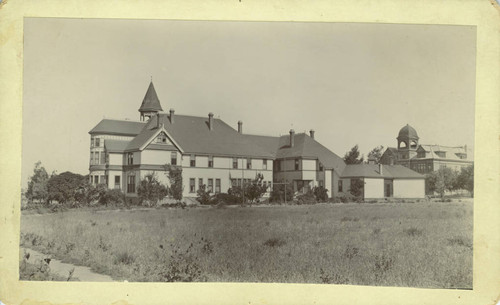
left=89, top=82, right=426, bottom=200
left=379, top=124, right=473, bottom=174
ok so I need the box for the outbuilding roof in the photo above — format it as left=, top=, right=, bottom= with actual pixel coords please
left=341, top=164, right=424, bottom=179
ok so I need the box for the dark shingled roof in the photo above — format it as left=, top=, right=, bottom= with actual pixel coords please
left=398, top=124, right=419, bottom=139
left=89, top=119, right=146, bottom=136
left=104, top=139, right=130, bottom=153
left=90, top=114, right=346, bottom=172
left=341, top=164, right=424, bottom=179
left=139, top=82, right=163, bottom=112
left=275, top=133, right=346, bottom=172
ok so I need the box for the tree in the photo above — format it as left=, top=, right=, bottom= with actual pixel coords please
left=425, top=167, right=457, bottom=198
left=313, top=186, right=329, bottom=202
left=227, top=174, right=268, bottom=205
left=26, top=161, right=50, bottom=204
left=137, top=173, right=169, bottom=206
left=349, top=178, right=364, bottom=198
left=455, top=165, right=474, bottom=197
left=343, top=145, right=364, bottom=164
left=165, top=164, right=183, bottom=201
left=196, top=184, right=213, bottom=205
left=367, top=145, right=384, bottom=163
left=47, top=171, right=88, bottom=205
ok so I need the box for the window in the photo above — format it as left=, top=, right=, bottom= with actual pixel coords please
left=276, top=161, right=281, bottom=172
left=319, top=180, right=324, bottom=187
left=100, top=175, right=106, bottom=185
left=127, top=175, right=135, bottom=193
left=263, top=159, right=268, bottom=170
left=231, top=179, right=237, bottom=187
left=199, top=178, right=203, bottom=189
left=114, top=176, right=121, bottom=189
left=190, top=178, right=195, bottom=193
left=319, top=162, right=324, bottom=171
left=171, top=152, right=177, bottom=165
left=233, top=158, right=238, bottom=169
left=90, top=152, right=94, bottom=164
left=100, top=152, right=106, bottom=165
left=127, top=153, right=134, bottom=165
left=208, top=179, right=213, bottom=193
left=208, top=156, right=214, bottom=168
left=338, top=180, right=343, bottom=192
left=95, top=138, right=100, bottom=147
left=295, top=159, right=300, bottom=171
left=190, top=155, right=196, bottom=167
left=156, top=132, right=168, bottom=144
left=247, top=158, right=252, bottom=169
left=215, top=179, right=221, bottom=193
left=94, top=175, right=99, bottom=185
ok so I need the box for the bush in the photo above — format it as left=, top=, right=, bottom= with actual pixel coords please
left=196, top=185, right=214, bottom=205
left=349, top=178, right=364, bottom=198
left=137, top=173, right=169, bottom=206
left=296, top=191, right=316, bottom=205
left=99, top=189, right=125, bottom=206
left=270, top=182, right=294, bottom=203
left=313, top=186, right=329, bottom=202
left=164, top=165, right=183, bottom=201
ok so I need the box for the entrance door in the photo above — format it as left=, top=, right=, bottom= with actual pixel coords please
left=384, top=179, right=393, bottom=197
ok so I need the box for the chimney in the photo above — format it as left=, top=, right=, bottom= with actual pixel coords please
left=379, top=163, right=383, bottom=175
left=309, top=129, right=315, bottom=139
left=238, top=121, right=243, bottom=134
left=208, top=112, right=214, bottom=130
left=289, top=129, right=295, bottom=147
left=169, top=109, right=175, bottom=124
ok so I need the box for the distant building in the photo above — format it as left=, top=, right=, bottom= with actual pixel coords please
left=89, top=82, right=425, bottom=200
left=379, top=124, right=473, bottom=174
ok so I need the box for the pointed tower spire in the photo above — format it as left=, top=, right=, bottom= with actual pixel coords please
left=139, top=81, right=163, bottom=121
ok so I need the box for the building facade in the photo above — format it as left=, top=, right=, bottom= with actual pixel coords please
left=89, top=82, right=425, bottom=200
left=379, top=124, right=473, bottom=174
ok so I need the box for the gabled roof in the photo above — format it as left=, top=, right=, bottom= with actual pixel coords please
left=341, top=164, right=424, bottom=179
left=139, top=82, right=163, bottom=112
left=275, top=133, right=346, bottom=172
left=89, top=119, right=146, bottom=136
left=127, top=114, right=276, bottom=158
left=414, top=144, right=473, bottom=161
left=104, top=139, right=130, bottom=153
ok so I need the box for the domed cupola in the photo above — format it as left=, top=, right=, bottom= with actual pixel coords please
left=139, top=81, right=163, bottom=121
left=397, top=124, right=419, bottom=150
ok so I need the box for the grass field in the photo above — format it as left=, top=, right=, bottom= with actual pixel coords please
left=19, top=200, right=473, bottom=288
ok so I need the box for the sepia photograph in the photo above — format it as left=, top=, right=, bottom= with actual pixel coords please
left=18, top=18, right=477, bottom=288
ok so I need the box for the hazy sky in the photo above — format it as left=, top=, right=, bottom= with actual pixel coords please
left=22, top=18, right=476, bottom=188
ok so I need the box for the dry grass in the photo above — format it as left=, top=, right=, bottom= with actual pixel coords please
left=20, top=200, right=473, bottom=288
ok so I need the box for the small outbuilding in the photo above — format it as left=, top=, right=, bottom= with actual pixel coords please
left=338, top=163, right=425, bottom=199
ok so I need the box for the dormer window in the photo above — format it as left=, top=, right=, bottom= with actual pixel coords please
left=436, top=151, right=446, bottom=158
left=127, top=153, right=134, bottom=165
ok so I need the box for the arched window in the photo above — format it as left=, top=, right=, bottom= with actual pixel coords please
left=410, top=140, right=418, bottom=149
left=399, top=141, right=407, bottom=149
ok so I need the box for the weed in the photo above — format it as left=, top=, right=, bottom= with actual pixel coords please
left=200, top=238, right=214, bottom=254
left=447, top=237, right=472, bottom=249
left=319, top=268, right=349, bottom=284
left=372, top=228, right=381, bottom=235
left=374, top=254, right=395, bottom=281
left=263, top=237, right=287, bottom=248
left=342, top=245, right=359, bottom=260
left=97, top=236, right=110, bottom=252
left=340, top=216, right=359, bottom=222
left=404, top=227, right=423, bottom=237
left=114, top=251, right=135, bottom=265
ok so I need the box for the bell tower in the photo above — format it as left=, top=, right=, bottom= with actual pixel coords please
left=138, top=81, right=163, bottom=121
left=397, top=124, right=419, bottom=160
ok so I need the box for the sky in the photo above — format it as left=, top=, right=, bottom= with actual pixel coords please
left=22, top=18, right=476, bottom=188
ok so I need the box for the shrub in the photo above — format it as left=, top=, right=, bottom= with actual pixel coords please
left=137, top=173, right=169, bottom=206
left=349, top=178, right=364, bottom=198
left=99, top=189, right=125, bottom=206
left=270, top=182, right=294, bottom=203
left=313, top=186, right=329, bottom=202
left=196, top=185, right=213, bottom=205
left=296, top=191, right=316, bottom=205
left=165, top=165, right=183, bottom=201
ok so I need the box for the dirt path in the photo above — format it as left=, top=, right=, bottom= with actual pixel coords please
left=21, top=247, right=115, bottom=282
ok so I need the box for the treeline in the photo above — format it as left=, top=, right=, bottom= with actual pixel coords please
left=425, top=165, right=474, bottom=198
